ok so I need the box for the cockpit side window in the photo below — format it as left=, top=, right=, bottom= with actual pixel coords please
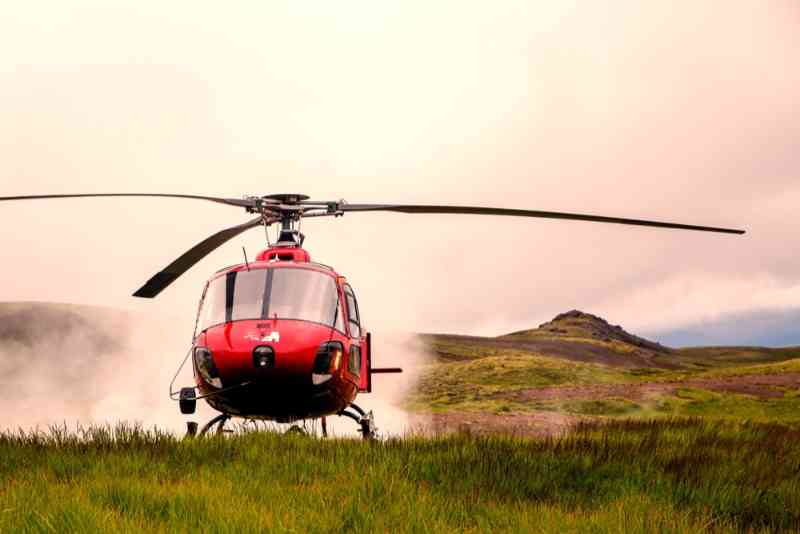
left=344, top=284, right=361, bottom=338
left=193, top=283, right=210, bottom=338
left=199, top=275, right=228, bottom=331
left=334, top=290, right=345, bottom=333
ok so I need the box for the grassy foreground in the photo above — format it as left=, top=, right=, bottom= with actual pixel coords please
left=2, top=419, right=799, bottom=533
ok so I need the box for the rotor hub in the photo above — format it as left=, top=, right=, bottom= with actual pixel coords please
left=263, top=193, right=310, bottom=204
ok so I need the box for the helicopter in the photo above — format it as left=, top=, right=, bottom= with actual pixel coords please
left=0, top=193, right=745, bottom=438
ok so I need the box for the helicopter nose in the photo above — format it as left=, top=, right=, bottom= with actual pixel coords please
left=203, top=320, right=340, bottom=385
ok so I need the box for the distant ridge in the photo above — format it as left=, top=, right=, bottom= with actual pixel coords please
left=503, top=310, right=672, bottom=354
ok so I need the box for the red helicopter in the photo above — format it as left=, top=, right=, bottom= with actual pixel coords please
left=0, top=193, right=745, bottom=438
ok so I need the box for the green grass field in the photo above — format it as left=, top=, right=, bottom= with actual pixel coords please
left=2, top=419, right=799, bottom=533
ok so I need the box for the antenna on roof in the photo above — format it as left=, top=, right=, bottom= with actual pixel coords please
left=242, top=247, right=250, bottom=271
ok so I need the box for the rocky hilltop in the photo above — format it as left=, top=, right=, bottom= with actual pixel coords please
left=503, top=310, right=672, bottom=354
left=422, top=310, right=679, bottom=369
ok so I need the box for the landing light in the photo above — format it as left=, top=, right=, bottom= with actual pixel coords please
left=312, top=341, right=343, bottom=385
left=194, top=346, right=222, bottom=389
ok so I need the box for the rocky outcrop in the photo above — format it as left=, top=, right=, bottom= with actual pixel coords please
left=507, top=309, right=673, bottom=354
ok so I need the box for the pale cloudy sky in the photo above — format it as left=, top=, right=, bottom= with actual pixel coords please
left=1, top=1, right=799, bottom=343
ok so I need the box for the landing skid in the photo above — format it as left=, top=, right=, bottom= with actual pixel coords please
left=198, top=414, right=231, bottom=436
left=338, top=402, right=377, bottom=440
left=185, top=404, right=377, bottom=440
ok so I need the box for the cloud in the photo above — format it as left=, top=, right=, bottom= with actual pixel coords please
left=0, top=0, right=798, bottom=340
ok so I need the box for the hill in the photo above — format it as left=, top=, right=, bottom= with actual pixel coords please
left=420, top=309, right=677, bottom=370
left=411, top=310, right=800, bottom=435
left=505, top=309, right=671, bottom=353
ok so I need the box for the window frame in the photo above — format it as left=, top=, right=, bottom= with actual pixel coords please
left=343, top=283, right=361, bottom=338
left=348, top=344, right=361, bottom=378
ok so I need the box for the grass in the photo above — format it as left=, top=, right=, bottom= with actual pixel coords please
left=411, top=336, right=800, bottom=417
left=2, top=419, right=800, bottom=532
left=688, top=357, right=800, bottom=379
left=645, top=387, right=800, bottom=422
left=423, top=335, right=663, bottom=364
left=664, top=387, right=800, bottom=420
left=406, top=345, right=660, bottom=413
left=534, top=388, right=800, bottom=423
left=668, top=346, right=800, bottom=369
left=558, top=399, right=642, bottom=416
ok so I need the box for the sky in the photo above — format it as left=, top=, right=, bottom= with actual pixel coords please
left=1, top=1, right=799, bottom=346
left=653, top=308, right=800, bottom=348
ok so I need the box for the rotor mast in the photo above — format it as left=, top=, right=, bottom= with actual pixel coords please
left=246, top=193, right=345, bottom=248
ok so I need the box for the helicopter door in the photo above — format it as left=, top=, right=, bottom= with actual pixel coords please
left=342, top=284, right=371, bottom=391
left=359, top=332, right=372, bottom=392
left=343, top=284, right=362, bottom=384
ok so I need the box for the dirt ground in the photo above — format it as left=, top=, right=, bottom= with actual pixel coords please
left=507, top=372, right=800, bottom=403
left=411, top=410, right=584, bottom=438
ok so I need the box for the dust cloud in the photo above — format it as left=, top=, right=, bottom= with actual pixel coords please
left=326, top=331, right=432, bottom=438
left=0, top=303, right=197, bottom=434
left=0, top=302, right=431, bottom=438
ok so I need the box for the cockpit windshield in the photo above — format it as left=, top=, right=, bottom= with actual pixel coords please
left=198, top=268, right=343, bottom=332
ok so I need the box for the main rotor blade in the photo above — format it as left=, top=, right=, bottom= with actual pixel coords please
left=339, top=204, right=745, bottom=235
left=133, top=216, right=264, bottom=298
left=0, top=193, right=254, bottom=208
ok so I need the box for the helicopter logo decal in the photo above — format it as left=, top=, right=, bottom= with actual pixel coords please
left=263, top=331, right=280, bottom=343
left=245, top=331, right=280, bottom=343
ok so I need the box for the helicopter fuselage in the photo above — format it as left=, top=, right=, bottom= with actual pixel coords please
left=191, top=247, right=371, bottom=422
